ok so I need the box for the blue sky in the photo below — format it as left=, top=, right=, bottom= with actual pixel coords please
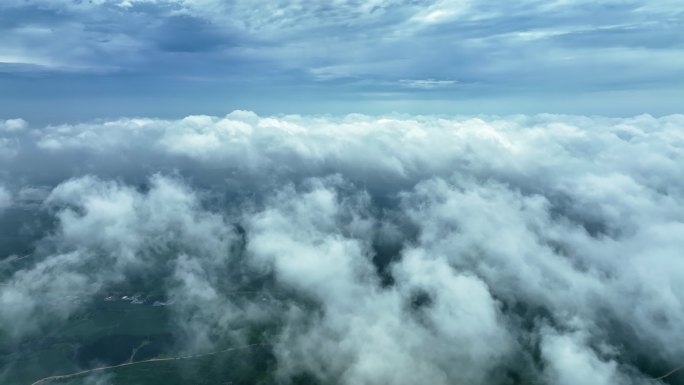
left=1, top=0, right=683, bottom=122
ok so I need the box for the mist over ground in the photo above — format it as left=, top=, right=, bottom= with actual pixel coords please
left=1, top=111, right=684, bottom=384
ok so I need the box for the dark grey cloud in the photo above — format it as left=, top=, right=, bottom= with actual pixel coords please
left=152, top=15, right=238, bottom=53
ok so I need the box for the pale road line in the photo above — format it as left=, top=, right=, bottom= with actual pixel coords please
left=29, top=343, right=267, bottom=385
left=126, top=340, right=150, bottom=364
left=650, top=365, right=684, bottom=382
left=24, top=342, right=684, bottom=385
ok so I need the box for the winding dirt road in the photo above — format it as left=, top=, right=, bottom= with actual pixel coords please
left=30, top=343, right=266, bottom=385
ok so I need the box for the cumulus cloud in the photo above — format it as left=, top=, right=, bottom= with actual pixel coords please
left=242, top=177, right=513, bottom=385
left=1, top=111, right=684, bottom=384
left=26, top=112, right=684, bottom=194
left=0, top=139, right=18, bottom=159
left=0, top=119, right=24, bottom=159
left=0, top=119, right=26, bottom=132
left=0, top=175, right=239, bottom=339
left=539, top=325, right=635, bottom=385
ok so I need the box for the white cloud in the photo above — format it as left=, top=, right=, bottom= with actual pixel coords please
left=30, top=113, right=684, bottom=193
left=540, top=325, right=648, bottom=385
left=0, top=175, right=238, bottom=339
left=399, top=78, right=458, bottom=89
left=0, top=138, right=18, bottom=159
left=245, top=178, right=512, bottom=385
left=0, top=119, right=25, bottom=159
left=410, top=0, right=472, bottom=24
left=0, top=119, right=27, bottom=132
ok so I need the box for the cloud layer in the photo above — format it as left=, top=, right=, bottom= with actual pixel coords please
left=1, top=112, right=684, bottom=384
left=2, top=1, right=684, bottom=118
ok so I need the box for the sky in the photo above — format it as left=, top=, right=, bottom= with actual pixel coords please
left=1, top=0, right=684, bottom=123
left=2, top=3, right=684, bottom=385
